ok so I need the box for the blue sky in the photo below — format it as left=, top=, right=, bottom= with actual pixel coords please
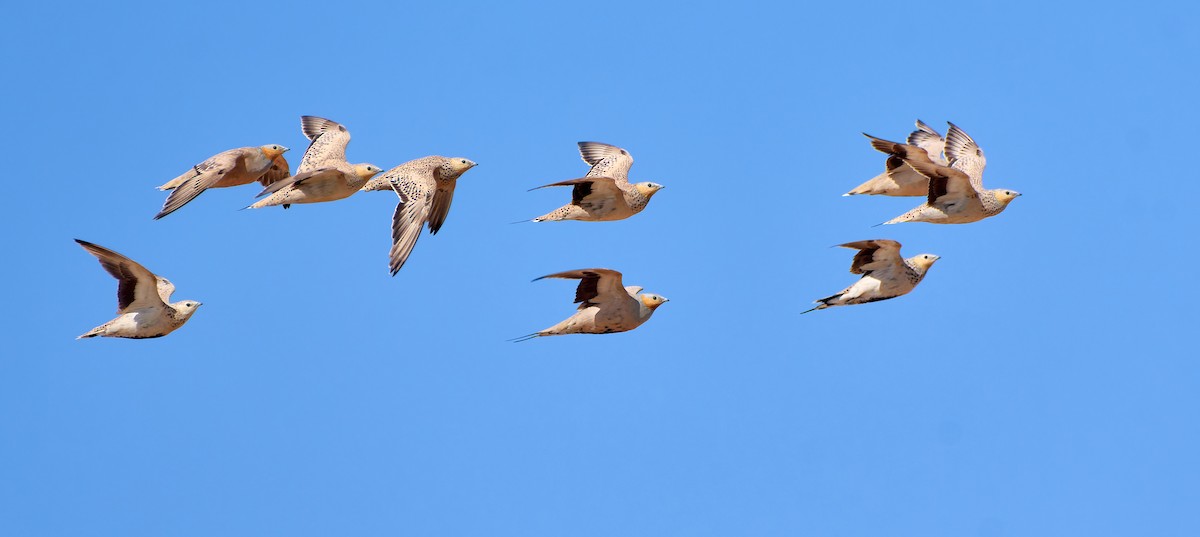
left=2, top=1, right=1198, bottom=535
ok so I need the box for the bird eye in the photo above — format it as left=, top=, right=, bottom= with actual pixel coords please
left=460, top=160, right=466, bottom=164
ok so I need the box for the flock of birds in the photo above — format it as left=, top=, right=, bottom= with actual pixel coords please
left=75, top=117, right=1019, bottom=340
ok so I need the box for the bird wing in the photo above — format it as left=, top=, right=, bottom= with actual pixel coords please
left=153, top=149, right=246, bottom=219
left=298, top=115, right=350, bottom=171
left=865, top=134, right=977, bottom=206
left=530, top=177, right=624, bottom=217
left=535, top=268, right=627, bottom=309
left=839, top=240, right=904, bottom=276
left=944, top=122, right=987, bottom=188
left=76, top=239, right=167, bottom=313
left=156, top=277, right=176, bottom=303
left=427, top=183, right=457, bottom=235
left=578, top=142, right=633, bottom=183
left=907, top=120, right=946, bottom=164
left=386, top=177, right=434, bottom=276
left=253, top=167, right=341, bottom=198
left=258, top=154, right=291, bottom=187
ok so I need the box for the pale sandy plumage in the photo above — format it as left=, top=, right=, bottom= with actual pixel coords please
left=247, top=116, right=381, bottom=209
left=845, top=120, right=947, bottom=197
left=155, top=145, right=290, bottom=219
left=75, top=239, right=201, bottom=339
left=802, top=240, right=938, bottom=314
left=529, top=142, right=664, bottom=222
left=513, top=268, right=668, bottom=341
left=866, top=126, right=1021, bottom=225
left=374, top=156, right=477, bottom=275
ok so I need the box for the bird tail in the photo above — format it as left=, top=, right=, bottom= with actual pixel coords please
left=508, top=332, right=542, bottom=343
left=801, top=296, right=835, bottom=315
left=77, top=325, right=105, bottom=339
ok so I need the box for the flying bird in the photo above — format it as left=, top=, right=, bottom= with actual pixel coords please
left=513, top=268, right=669, bottom=341
left=75, top=239, right=202, bottom=339
left=371, top=156, right=477, bottom=275
left=528, top=142, right=664, bottom=222
left=845, top=119, right=946, bottom=197
left=802, top=240, right=938, bottom=314
left=154, top=145, right=290, bottom=219
left=246, top=116, right=382, bottom=209
left=865, top=124, right=1021, bottom=225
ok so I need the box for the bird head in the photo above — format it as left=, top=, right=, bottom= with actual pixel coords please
left=354, top=163, right=385, bottom=180
left=993, top=188, right=1022, bottom=204
left=634, top=182, right=665, bottom=197
left=173, top=300, right=203, bottom=318
left=441, top=157, right=477, bottom=179
left=639, top=293, right=670, bottom=309
left=260, top=144, right=289, bottom=158
left=907, top=253, right=941, bottom=272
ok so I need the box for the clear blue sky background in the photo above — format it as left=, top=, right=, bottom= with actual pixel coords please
left=2, top=1, right=1197, bottom=535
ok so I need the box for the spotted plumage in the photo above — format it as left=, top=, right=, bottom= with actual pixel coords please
left=246, top=116, right=382, bottom=209
left=513, top=268, right=669, bottom=341
left=374, top=156, right=477, bottom=275
left=801, top=240, right=938, bottom=314
left=529, top=142, right=664, bottom=222
left=75, top=239, right=202, bottom=339
left=154, top=145, right=289, bottom=219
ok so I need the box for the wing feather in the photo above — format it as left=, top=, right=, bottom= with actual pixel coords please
left=75, top=239, right=166, bottom=313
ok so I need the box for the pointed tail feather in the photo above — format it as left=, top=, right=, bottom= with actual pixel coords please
left=509, top=332, right=542, bottom=343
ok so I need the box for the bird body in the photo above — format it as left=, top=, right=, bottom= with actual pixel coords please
left=846, top=120, right=946, bottom=197
left=515, top=269, right=668, bottom=341
left=154, top=145, right=289, bottom=219
left=374, top=156, right=477, bottom=275
left=246, top=116, right=381, bottom=209
left=803, top=240, right=938, bottom=313
left=865, top=124, right=1020, bottom=225
left=531, top=142, right=663, bottom=222
left=248, top=162, right=382, bottom=208
left=75, top=239, right=201, bottom=339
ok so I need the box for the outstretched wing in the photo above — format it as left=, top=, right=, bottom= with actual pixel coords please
left=907, top=120, right=946, bottom=164
left=864, top=134, right=977, bottom=207
left=534, top=268, right=627, bottom=309
left=75, top=239, right=167, bottom=313
left=298, top=116, right=351, bottom=171
left=578, top=142, right=634, bottom=184
left=838, top=240, right=904, bottom=276
left=944, top=121, right=987, bottom=188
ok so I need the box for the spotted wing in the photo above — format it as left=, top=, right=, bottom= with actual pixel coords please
left=578, top=142, right=633, bottom=183
left=386, top=177, right=434, bottom=276
left=298, top=115, right=351, bottom=171
left=944, top=122, right=987, bottom=188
